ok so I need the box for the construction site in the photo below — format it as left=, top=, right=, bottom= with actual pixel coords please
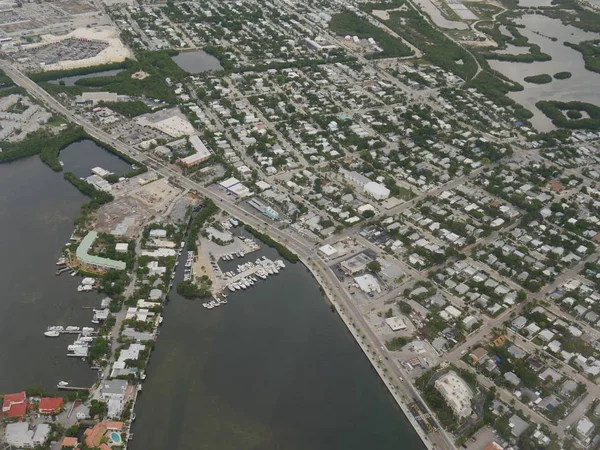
left=95, top=176, right=193, bottom=238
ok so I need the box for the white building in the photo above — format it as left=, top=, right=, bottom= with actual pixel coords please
left=354, top=273, right=381, bottom=294
left=342, top=169, right=370, bottom=188
left=435, top=371, right=473, bottom=418
left=364, top=181, right=390, bottom=200
left=5, top=423, right=51, bottom=448
left=318, top=244, right=338, bottom=258
left=386, top=316, right=407, bottom=331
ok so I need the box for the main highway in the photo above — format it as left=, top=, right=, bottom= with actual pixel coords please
left=1, top=61, right=456, bottom=450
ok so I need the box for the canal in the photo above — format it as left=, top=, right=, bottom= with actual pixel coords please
left=0, top=140, right=132, bottom=393
left=48, top=69, right=124, bottom=86
left=130, top=232, right=426, bottom=450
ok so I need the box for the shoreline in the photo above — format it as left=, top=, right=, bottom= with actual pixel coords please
left=299, top=257, right=438, bottom=450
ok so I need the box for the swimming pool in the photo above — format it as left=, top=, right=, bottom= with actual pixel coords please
left=111, top=432, right=122, bottom=444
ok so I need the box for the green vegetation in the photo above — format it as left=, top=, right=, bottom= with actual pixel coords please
left=0, top=86, right=26, bottom=98
left=88, top=336, right=111, bottom=364
left=0, top=125, right=85, bottom=169
left=244, top=224, right=299, bottom=263
left=0, top=69, right=14, bottom=87
left=553, top=71, right=572, bottom=79
left=523, top=73, right=552, bottom=84
left=176, top=280, right=212, bottom=299
left=541, top=0, right=600, bottom=33
left=0, top=125, right=146, bottom=179
left=89, top=399, right=108, bottom=419
left=567, top=110, right=582, bottom=119
left=564, top=40, right=600, bottom=74
left=32, top=52, right=188, bottom=104
left=98, top=100, right=153, bottom=118
left=28, top=61, right=127, bottom=83
left=186, top=200, right=218, bottom=250
left=368, top=5, right=478, bottom=80
left=385, top=336, right=411, bottom=351
left=536, top=100, right=600, bottom=130
left=329, top=11, right=413, bottom=59
left=64, top=171, right=114, bottom=228
left=474, top=19, right=552, bottom=63
left=367, top=260, right=381, bottom=272
left=465, top=69, right=533, bottom=121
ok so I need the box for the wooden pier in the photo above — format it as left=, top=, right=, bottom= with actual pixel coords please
left=57, top=385, right=90, bottom=391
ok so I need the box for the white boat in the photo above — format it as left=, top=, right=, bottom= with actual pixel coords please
left=159, top=316, right=164, bottom=324
left=58, top=381, right=69, bottom=387
left=206, top=303, right=214, bottom=309
left=82, top=327, right=94, bottom=334
left=79, top=336, right=94, bottom=342
left=56, top=258, right=66, bottom=265
left=91, top=319, right=100, bottom=324
left=228, top=285, right=236, bottom=292
left=44, top=331, right=60, bottom=337
left=66, top=326, right=80, bottom=332
left=221, top=299, right=228, bottom=304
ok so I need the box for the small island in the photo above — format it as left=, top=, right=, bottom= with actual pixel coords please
left=523, top=74, right=553, bottom=84
left=553, top=71, right=572, bottom=80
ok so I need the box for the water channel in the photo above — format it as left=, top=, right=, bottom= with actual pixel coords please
left=488, top=14, right=600, bottom=131
left=0, top=140, right=131, bottom=393
left=0, top=140, right=426, bottom=449
left=130, top=232, right=426, bottom=450
left=48, top=69, right=124, bottom=86
left=170, top=50, right=223, bottom=73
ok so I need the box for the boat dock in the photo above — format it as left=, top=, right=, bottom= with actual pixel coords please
left=57, top=385, right=90, bottom=391
left=45, top=327, right=97, bottom=335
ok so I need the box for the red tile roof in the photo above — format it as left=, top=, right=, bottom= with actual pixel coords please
left=39, top=397, right=63, bottom=414
left=2, top=391, right=26, bottom=417
left=61, top=436, right=78, bottom=448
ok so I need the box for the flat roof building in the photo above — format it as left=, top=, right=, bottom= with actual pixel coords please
left=5, top=423, right=51, bottom=448
left=364, top=181, right=390, bottom=200
left=219, top=177, right=251, bottom=198
left=75, top=91, right=119, bottom=105
left=76, top=231, right=126, bottom=272
left=435, top=371, right=473, bottom=418
left=318, top=244, right=338, bottom=258
left=340, top=253, right=372, bottom=275
left=386, top=316, right=407, bottom=331
left=180, top=135, right=212, bottom=167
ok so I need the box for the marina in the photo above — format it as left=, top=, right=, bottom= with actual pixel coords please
left=129, top=241, right=426, bottom=450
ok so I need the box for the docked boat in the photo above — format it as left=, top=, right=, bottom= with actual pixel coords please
left=58, top=381, right=69, bottom=387
left=79, top=336, right=94, bottom=342
left=56, top=258, right=66, bottom=265
left=66, top=326, right=80, bottom=332
left=44, top=331, right=60, bottom=338
left=82, top=327, right=94, bottom=334
left=228, top=285, right=236, bottom=292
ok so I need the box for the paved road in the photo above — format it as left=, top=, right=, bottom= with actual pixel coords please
left=1, top=62, right=456, bottom=450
